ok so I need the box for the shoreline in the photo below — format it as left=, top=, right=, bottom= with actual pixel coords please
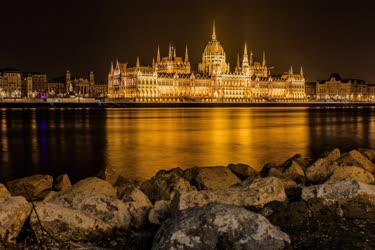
left=1, top=148, right=375, bottom=249
left=1, top=101, right=375, bottom=108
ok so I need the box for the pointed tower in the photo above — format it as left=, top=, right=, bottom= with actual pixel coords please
left=157, top=46, right=161, bottom=63
left=212, top=20, right=217, bottom=40
left=110, top=61, right=114, bottom=73
left=185, top=45, right=189, bottom=63
left=250, top=51, right=253, bottom=66
left=136, top=56, right=140, bottom=68
left=262, top=51, right=266, bottom=67
left=168, top=44, right=172, bottom=60
left=152, top=57, right=155, bottom=65
left=236, top=53, right=240, bottom=68
left=173, top=46, right=176, bottom=59
left=300, top=66, right=304, bottom=76
left=242, top=42, right=249, bottom=67
left=289, top=66, right=294, bottom=75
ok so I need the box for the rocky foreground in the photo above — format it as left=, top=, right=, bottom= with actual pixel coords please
left=1, top=148, right=375, bottom=249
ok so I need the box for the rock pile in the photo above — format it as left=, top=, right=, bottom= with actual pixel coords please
left=1, top=149, right=375, bottom=249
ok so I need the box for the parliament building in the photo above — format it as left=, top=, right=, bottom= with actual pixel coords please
left=108, top=22, right=306, bottom=102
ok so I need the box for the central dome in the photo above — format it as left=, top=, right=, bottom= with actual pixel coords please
left=203, top=40, right=225, bottom=55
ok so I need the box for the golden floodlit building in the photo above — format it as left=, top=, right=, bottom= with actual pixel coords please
left=108, top=22, right=306, bottom=102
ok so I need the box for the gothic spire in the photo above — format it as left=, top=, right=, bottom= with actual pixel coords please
left=300, top=66, right=304, bottom=76
left=157, top=45, right=161, bottom=62
left=290, top=66, right=294, bottom=75
left=110, top=61, right=114, bottom=73
left=262, top=51, right=266, bottom=67
left=242, top=42, right=249, bottom=67
left=185, top=45, right=189, bottom=63
left=168, top=43, right=172, bottom=60
left=212, top=20, right=216, bottom=40
left=250, top=51, right=253, bottom=65
left=136, top=56, right=140, bottom=68
left=173, top=46, right=176, bottom=59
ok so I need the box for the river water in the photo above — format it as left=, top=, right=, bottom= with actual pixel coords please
left=0, top=107, right=374, bottom=183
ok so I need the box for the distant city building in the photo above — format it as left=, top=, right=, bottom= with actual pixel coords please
left=305, top=82, right=317, bottom=100
left=108, top=22, right=306, bottom=102
left=316, top=74, right=372, bottom=101
left=0, top=68, right=22, bottom=98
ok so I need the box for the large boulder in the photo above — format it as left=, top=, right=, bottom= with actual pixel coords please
left=326, top=166, right=375, bottom=184
left=305, top=148, right=341, bottom=183
left=141, top=168, right=195, bottom=202
left=60, top=177, right=117, bottom=198
left=302, top=180, right=375, bottom=219
left=152, top=204, right=290, bottom=250
left=51, top=177, right=131, bottom=229
left=148, top=200, right=171, bottom=225
left=0, top=183, right=10, bottom=198
left=183, top=166, right=241, bottom=190
left=336, top=150, right=375, bottom=173
left=117, top=184, right=153, bottom=228
left=6, top=175, right=53, bottom=201
left=281, top=154, right=310, bottom=170
left=227, top=163, right=257, bottom=180
left=54, top=174, right=72, bottom=191
left=30, top=202, right=112, bottom=242
left=0, top=196, right=32, bottom=244
left=305, top=158, right=338, bottom=184
left=174, top=177, right=286, bottom=210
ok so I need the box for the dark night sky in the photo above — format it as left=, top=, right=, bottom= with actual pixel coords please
left=1, top=0, right=375, bottom=82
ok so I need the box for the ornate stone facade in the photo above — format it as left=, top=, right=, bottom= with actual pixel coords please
left=108, top=22, right=306, bottom=102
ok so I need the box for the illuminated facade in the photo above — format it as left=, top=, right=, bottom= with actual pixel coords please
left=108, top=22, right=306, bottom=102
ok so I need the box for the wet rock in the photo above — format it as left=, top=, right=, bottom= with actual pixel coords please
left=118, top=184, right=153, bottom=228
left=0, top=183, right=10, bottom=198
left=6, top=175, right=53, bottom=201
left=227, top=163, right=257, bottom=180
left=260, top=162, right=278, bottom=177
left=152, top=203, right=290, bottom=250
left=183, top=166, right=240, bottom=190
left=54, top=174, right=71, bottom=191
left=302, top=180, right=375, bottom=219
left=174, top=177, right=286, bottom=210
left=97, top=167, right=128, bottom=186
left=149, top=200, right=171, bottom=225
left=336, top=150, right=375, bottom=173
left=359, top=148, right=375, bottom=162
left=141, top=168, right=195, bottom=202
left=30, top=202, right=112, bottom=242
left=0, top=196, right=32, bottom=244
left=326, top=166, right=375, bottom=184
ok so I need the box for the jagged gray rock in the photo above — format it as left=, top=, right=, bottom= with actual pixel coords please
left=6, top=175, right=53, bottom=201
left=174, top=177, right=286, bottom=210
left=30, top=202, right=112, bottom=242
left=118, top=184, right=153, bottom=228
left=148, top=200, right=171, bottom=225
left=302, top=180, right=375, bottom=219
left=141, top=168, right=195, bottom=202
left=336, top=150, right=375, bottom=173
left=326, top=166, right=375, bottom=184
left=152, top=204, right=290, bottom=250
left=0, top=196, right=32, bottom=244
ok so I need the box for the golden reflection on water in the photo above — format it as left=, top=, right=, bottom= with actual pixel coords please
left=105, top=108, right=310, bottom=180
left=1, top=107, right=375, bottom=182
